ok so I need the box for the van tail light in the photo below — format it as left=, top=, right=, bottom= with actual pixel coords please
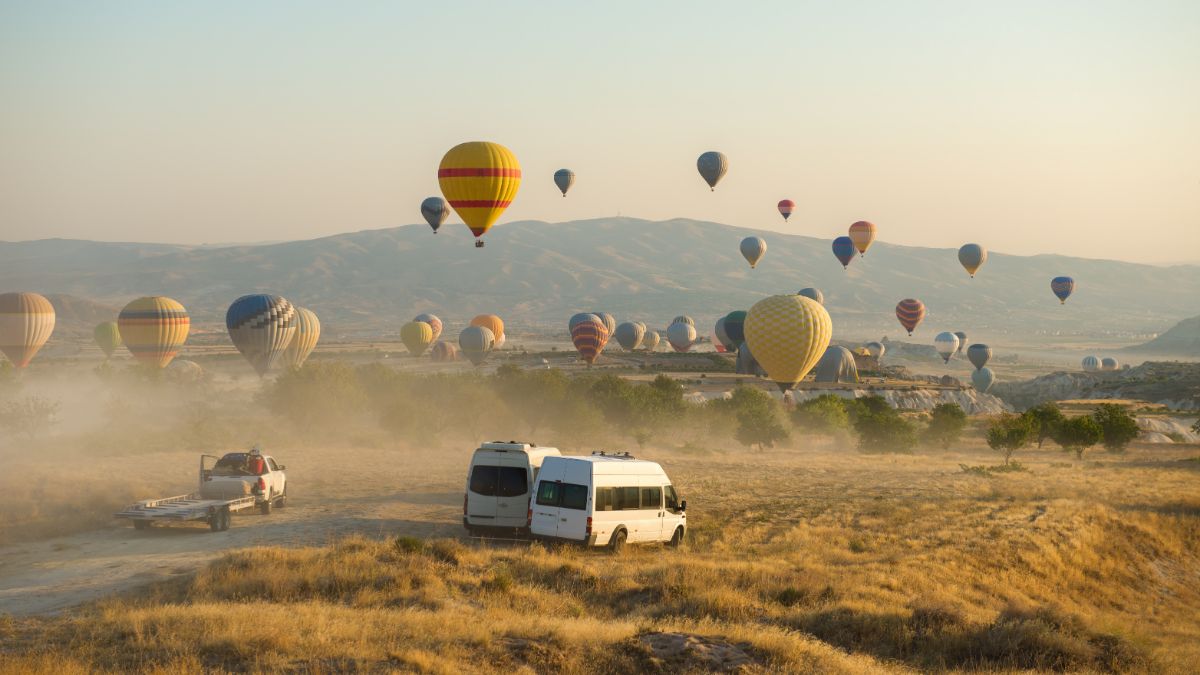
left=586, top=516, right=593, bottom=536
left=527, top=508, right=532, bottom=526
left=464, top=494, right=468, bottom=516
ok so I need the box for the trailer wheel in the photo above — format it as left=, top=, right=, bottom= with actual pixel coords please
left=210, top=507, right=231, bottom=532
left=609, top=528, right=627, bottom=554
left=133, top=520, right=151, bottom=531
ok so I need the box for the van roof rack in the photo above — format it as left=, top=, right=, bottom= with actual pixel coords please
left=591, top=450, right=635, bottom=459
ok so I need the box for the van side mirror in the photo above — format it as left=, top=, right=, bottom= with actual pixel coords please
left=278, top=465, right=286, bottom=471
left=679, top=500, right=687, bottom=512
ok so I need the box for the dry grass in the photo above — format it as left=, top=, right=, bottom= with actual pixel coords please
left=2, top=434, right=1198, bottom=673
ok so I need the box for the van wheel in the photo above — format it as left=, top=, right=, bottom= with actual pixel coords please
left=609, top=529, right=627, bottom=553
left=668, top=527, right=684, bottom=548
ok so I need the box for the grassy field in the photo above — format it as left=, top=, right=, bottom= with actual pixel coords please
left=2, top=434, right=1197, bottom=674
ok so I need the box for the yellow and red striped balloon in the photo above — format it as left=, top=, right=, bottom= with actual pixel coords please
left=0, top=292, right=55, bottom=369
left=118, top=296, right=190, bottom=368
left=438, top=142, right=521, bottom=244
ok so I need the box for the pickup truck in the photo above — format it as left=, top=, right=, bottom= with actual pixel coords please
left=202, top=452, right=288, bottom=514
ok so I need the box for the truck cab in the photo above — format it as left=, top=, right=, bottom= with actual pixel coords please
left=464, top=441, right=560, bottom=536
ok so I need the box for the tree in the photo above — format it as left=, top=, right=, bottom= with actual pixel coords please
left=0, top=396, right=61, bottom=439
left=849, top=396, right=917, bottom=453
left=924, top=403, right=968, bottom=449
left=1091, top=404, right=1139, bottom=452
left=1053, top=415, right=1103, bottom=460
left=791, top=395, right=850, bottom=436
left=1022, top=403, right=1066, bottom=448
left=986, top=414, right=1033, bottom=465
left=716, top=386, right=789, bottom=450
left=1193, top=418, right=1200, bottom=435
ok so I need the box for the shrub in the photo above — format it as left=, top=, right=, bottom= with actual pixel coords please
left=1053, top=416, right=1103, bottom=460
left=1091, top=404, right=1139, bottom=452
left=0, top=395, right=61, bottom=439
left=849, top=396, right=917, bottom=453
left=713, top=386, right=789, bottom=449
left=791, top=395, right=850, bottom=436
left=924, top=403, right=968, bottom=449
left=1022, top=403, right=1065, bottom=448
left=986, top=414, right=1034, bottom=465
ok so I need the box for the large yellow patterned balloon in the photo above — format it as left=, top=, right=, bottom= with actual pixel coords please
left=0, top=292, right=55, bottom=369
left=744, top=295, right=832, bottom=391
left=438, top=141, right=521, bottom=246
left=118, top=296, right=190, bottom=368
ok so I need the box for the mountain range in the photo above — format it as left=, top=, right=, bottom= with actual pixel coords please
left=3, top=218, right=1198, bottom=348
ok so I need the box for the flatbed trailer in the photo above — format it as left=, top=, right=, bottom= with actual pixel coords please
left=115, top=493, right=257, bottom=532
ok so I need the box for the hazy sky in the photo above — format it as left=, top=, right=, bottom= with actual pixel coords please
left=2, top=1, right=1198, bottom=263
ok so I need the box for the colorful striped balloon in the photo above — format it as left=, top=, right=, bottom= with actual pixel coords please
left=282, top=307, right=320, bottom=369
left=118, top=296, right=189, bottom=369
left=832, top=236, right=856, bottom=269
left=848, top=221, right=877, bottom=256
left=437, top=141, right=521, bottom=246
left=895, top=299, right=926, bottom=336
left=413, top=313, right=442, bottom=342
left=591, top=312, right=617, bottom=337
left=226, top=294, right=297, bottom=376
left=0, top=292, right=55, bottom=369
left=430, top=341, right=459, bottom=362
left=777, top=199, right=795, bottom=221
left=571, top=318, right=609, bottom=365
left=1051, top=276, right=1075, bottom=304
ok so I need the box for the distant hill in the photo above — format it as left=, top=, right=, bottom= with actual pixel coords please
left=1124, top=315, right=1200, bottom=355
left=2, top=219, right=1198, bottom=343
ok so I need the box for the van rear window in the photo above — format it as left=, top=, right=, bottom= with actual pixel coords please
left=536, top=481, right=560, bottom=506
left=469, top=466, right=498, bottom=496
left=496, top=468, right=528, bottom=497
left=536, top=481, right=587, bottom=509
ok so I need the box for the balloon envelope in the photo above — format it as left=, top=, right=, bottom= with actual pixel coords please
left=814, top=346, right=859, bottom=383
left=848, top=221, right=877, bottom=255
left=934, top=332, right=960, bottom=364
left=966, top=344, right=992, bottom=370
left=666, top=322, right=696, bottom=352
left=401, top=321, right=435, bottom=356
left=571, top=318, right=609, bottom=365
left=832, top=236, right=856, bottom=269
left=740, top=236, right=767, bottom=268
left=865, top=341, right=885, bottom=360
left=613, top=322, right=645, bottom=351
left=569, top=313, right=600, bottom=333
left=895, top=299, right=926, bottom=336
left=971, top=367, right=995, bottom=393
left=459, top=326, right=495, bottom=366
left=118, top=296, right=189, bottom=369
left=1082, top=355, right=1100, bottom=371
left=592, top=312, right=617, bottom=336
left=1101, top=357, right=1119, bottom=371
left=282, top=307, right=320, bottom=369
left=696, top=151, right=728, bottom=190
left=777, top=199, right=795, bottom=221
left=643, top=330, right=661, bottom=351
left=722, top=310, right=747, bottom=348
left=744, top=295, right=833, bottom=391
left=713, top=317, right=735, bottom=352
left=953, top=331, right=968, bottom=355
left=0, top=292, right=55, bottom=369
left=420, top=197, right=449, bottom=233
left=431, top=341, right=459, bottom=362
left=798, top=288, right=823, bottom=305
left=671, top=315, right=694, bottom=327
left=735, top=341, right=765, bottom=377
left=413, top=313, right=442, bottom=342
left=93, top=321, right=122, bottom=359
left=226, top=294, right=297, bottom=376
left=958, top=244, right=987, bottom=277
left=438, top=141, right=521, bottom=242
left=470, top=314, right=505, bottom=344
left=553, top=168, right=575, bottom=196
left=1051, top=276, right=1075, bottom=304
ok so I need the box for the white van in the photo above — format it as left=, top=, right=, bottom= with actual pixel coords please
left=530, top=453, right=687, bottom=551
left=463, top=441, right=561, bottom=536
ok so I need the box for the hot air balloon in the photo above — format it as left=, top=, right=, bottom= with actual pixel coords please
left=934, top=332, right=960, bottom=364
left=1101, top=357, right=1119, bottom=371
left=438, top=141, right=521, bottom=247
left=798, top=288, right=823, bottom=305
left=459, top=326, right=495, bottom=366
left=1051, top=276, right=1075, bottom=304
left=740, top=236, right=767, bottom=269
left=643, top=330, right=661, bottom=351
left=966, top=344, right=992, bottom=370
left=735, top=341, right=766, bottom=377
left=420, top=197, right=449, bottom=234
left=431, top=341, right=459, bottom=362
left=570, top=313, right=600, bottom=334
left=744, top=295, right=833, bottom=391
left=470, top=314, right=505, bottom=347
left=553, top=169, right=575, bottom=197
left=953, top=331, right=968, bottom=355
left=0, top=292, right=55, bottom=369
left=93, top=321, right=122, bottom=360
left=413, top=313, right=442, bottom=342
left=814, top=346, right=859, bottom=383
left=613, top=321, right=645, bottom=351
left=832, top=236, right=856, bottom=269
left=282, top=307, right=320, bottom=369
left=226, top=294, right=297, bottom=377
left=571, top=317, right=609, bottom=365
left=591, top=312, right=617, bottom=337
left=895, top=299, right=925, bottom=336
left=971, top=367, right=995, bottom=393
left=865, top=341, right=886, bottom=360
left=118, top=296, right=189, bottom=369
left=401, top=321, right=435, bottom=356
left=777, top=199, right=795, bottom=221
left=957, top=244, right=987, bottom=278
left=666, top=322, right=697, bottom=352
left=722, top=311, right=747, bottom=348
left=696, top=151, right=728, bottom=190
left=671, top=315, right=694, bottom=327
left=848, top=221, right=877, bottom=256
left=713, top=317, right=736, bottom=353
left=1082, top=355, right=1100, bottom=371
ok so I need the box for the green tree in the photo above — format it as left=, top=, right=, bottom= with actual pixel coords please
left=1193, top=418, right=1200, bottom=435
left=924, top=403, right=968, bottom=449
left=1053, top=415, right=1103, bottom=460
left=791, top=395, right=850, bottom=436
left=849, top=396, right=917, bottom=453
left=1022, top=402, right=1066, bottom=448
left=714, top=386, right=789, bottom=449
left=986, top=414, right=1033, bottom=465
left=1091, top=403, right=1140, bottom=453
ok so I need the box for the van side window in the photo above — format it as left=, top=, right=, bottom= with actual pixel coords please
left=536, top=481, right=561, bottom=506
left=496, top=467, right=528, bottom=497
left=641, top=487, right=662, bottom=510
left=595, top=487, right=614, bottom=511
left=469, top=465, right=499, bottom=496
left=618, top=487, right=640, bottom=510
left=561, top=484, right=588, bottom=510
left=664, top=485, right=680, bottom=511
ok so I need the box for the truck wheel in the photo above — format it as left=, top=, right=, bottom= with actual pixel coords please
left=133, top=520, right=151, bottom=531
left=260, top=498, right=273, bottom=516
left=668, top=527, right=684, bottom=548
left=609, top=529, right=627, bottom=554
